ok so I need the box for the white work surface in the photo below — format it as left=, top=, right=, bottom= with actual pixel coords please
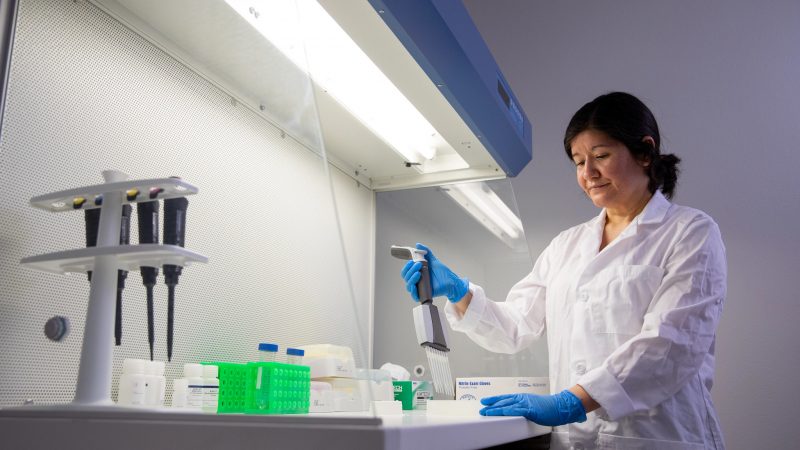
left=381, top=410, right=550, bottom=449
left=0, top=407, right=550, bottom=450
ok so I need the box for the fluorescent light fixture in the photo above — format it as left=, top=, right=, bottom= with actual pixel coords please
left=225, top=0, right=466, bottom=171
left=442, top=182, right=524, bottom=248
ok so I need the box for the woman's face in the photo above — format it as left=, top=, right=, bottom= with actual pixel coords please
left=570, top=129, right=651, bottom=212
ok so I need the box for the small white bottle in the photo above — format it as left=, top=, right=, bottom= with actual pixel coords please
left=258, top=343, right=279, bottom=362
left=172, top=378, right=188, bottom=408
left=118, top=359, right=148, bottom=406
left=202, top=365, right=219, bottom=413
left=184, top=363, right=205, bottom=410
left=144, top=361, right=166, bottom=407
left=286, top=347, right=305, bottom=365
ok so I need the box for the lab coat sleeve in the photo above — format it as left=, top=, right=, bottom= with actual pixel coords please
left=443, top=240, right=553, bottom=354
left=578, top=215, right=726, bottom=420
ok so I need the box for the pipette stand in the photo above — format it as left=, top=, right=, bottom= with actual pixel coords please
left=19, top=170, right=208, bottom=410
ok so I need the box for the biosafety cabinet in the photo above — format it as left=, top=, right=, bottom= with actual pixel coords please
left=0, top=1, right=547, bottom=448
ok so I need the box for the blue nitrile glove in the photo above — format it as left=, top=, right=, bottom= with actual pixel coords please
left=399, top=243, right=469, bottom=303
left=479, top=390, right=587, bottom=426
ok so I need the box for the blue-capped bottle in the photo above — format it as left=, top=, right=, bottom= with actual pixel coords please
left=258, top=343, right=279, bottom=362
left=286, top=347, right=305, bottom=365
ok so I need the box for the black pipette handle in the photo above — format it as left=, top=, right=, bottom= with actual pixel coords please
left=120, top=204, right=132, bottom=245
left=137, top=200, right=160, bottom=360
left=84, top=209, right=101, bottom=282
left=163, top=197, right=188, bottom=248
left=417, top=260, right=433, bottom=304
left=163, top=196, right=188, bottom=362
left=137, top=201, right=160, bottom=245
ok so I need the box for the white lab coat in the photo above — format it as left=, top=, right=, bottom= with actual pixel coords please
left=445, top=191, right=726, bottom=450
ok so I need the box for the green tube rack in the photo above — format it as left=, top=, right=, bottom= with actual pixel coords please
left=202, top=361, right=311, bottom=414
left=203, top=362, right=248, bottom=414
left=245, top=362, right=310, bottom=414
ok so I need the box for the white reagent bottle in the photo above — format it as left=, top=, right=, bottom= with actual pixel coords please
left=144, top=361, right=166, bottom=407
left=172, top=378, right=188, bottom=408
left=202, top=365, right=219, bottom=413
left=184, top=363, right=205, bottom=410
left=118, top=359, right=148, bottom=406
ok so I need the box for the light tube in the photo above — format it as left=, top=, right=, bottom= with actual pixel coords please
left=442, top=182, right=524, bottom=245
left=225, top=0, right=455, bottom=167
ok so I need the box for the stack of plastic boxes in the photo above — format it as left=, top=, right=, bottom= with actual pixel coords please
left=300, top=344, right=361, bottom=412
left=355, top=368, right=400, bottom=415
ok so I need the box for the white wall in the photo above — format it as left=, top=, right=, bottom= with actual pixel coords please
left=463, top=0, right=800, bottom=448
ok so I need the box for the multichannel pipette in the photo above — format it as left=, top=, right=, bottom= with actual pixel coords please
left=163, top=196, right=188, bottom=362
left=137, top=200, right=160, bottom=360
left=390, top=245, right=455, bottom=397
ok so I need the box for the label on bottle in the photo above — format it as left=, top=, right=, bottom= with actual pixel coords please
left=203, top=385, right=219, bottom=411
left=187, top=384, right=204, bottom=409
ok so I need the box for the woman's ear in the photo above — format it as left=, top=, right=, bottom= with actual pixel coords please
left=640, top=136, right=656, bottom=167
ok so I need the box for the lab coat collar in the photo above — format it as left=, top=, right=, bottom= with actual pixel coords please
left=579, top=211, right=605, bottom=259
left=638, top=190, right=671, bottom=225
left=593, top=190, right=671, bottom=228
left=580, top=190, right=671, bottom=259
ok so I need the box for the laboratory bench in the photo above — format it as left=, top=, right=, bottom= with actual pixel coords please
left=0, top=407, right=550, bottom=450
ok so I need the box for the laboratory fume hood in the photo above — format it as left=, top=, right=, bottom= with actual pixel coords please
left=0, top=1, right=543, bottom=448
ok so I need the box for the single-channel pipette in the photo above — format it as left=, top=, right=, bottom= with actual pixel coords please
left=163, top=196, right=188, bottom=362
left=137, top=200, right=159, bottom=360
left=116, top=204, right=132, bottom=346
left=85, top=202, right=131, bottom=346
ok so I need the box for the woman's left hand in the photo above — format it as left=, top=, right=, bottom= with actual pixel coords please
left=479, top=390, right=587, bottom=426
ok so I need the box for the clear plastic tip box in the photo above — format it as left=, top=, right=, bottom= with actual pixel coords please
left=245, top=362, right=311, bottom=414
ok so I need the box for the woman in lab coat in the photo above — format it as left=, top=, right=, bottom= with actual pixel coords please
left=401, top=92, right=726, bottom=449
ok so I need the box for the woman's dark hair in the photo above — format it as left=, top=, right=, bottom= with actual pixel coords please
left=563, top=92, right=681, bottom=199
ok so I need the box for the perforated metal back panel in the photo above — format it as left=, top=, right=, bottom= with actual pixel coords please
left=0, top=0, right=373, bottom=407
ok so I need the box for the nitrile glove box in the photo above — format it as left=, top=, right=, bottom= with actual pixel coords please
left=393, top=381, right=412, bottom=410
left=411, top=380, right=433, bottom=410
left=455, top=377, right=549, bottom=401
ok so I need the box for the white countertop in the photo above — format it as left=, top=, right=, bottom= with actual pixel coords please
left=0, top=406, right=550, bottom=450
left=381, top=410, right=550, bottom=450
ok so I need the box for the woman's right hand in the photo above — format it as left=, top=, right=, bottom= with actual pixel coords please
left=400, top=243, right=469, bottom=303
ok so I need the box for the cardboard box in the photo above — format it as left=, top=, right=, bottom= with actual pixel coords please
left=455, top=377, right=549, bottom=401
